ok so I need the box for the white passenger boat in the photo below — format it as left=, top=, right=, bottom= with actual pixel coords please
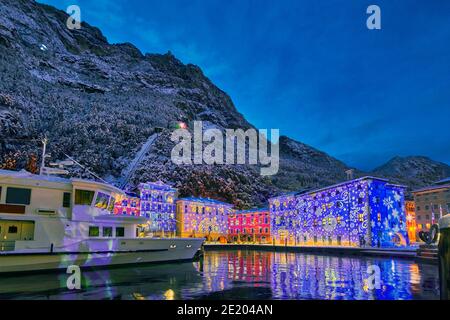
left=0, top=169, right=203, bottom=273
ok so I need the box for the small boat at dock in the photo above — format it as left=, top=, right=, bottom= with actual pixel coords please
left=0, top=169, right=203, bottom=273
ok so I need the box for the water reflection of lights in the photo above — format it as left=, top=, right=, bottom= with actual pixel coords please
left=133, top=293, right=146, bottom=300
left=164, top=289, right=175, bottom=300
left=4, top=250, right=439, bottom=300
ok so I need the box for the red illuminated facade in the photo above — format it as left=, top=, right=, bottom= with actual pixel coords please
left=228, top=209, right=271, bottom=243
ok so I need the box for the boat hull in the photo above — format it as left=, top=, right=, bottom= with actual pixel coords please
left=0, top=238, right=204, bottom=274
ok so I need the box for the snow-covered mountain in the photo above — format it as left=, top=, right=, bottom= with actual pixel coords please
left=0, top=0, right=448, bottom=207
left=371, top=156, right=450, bottom=191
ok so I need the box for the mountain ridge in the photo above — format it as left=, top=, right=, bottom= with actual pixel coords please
left=0, top=0, right=448, bottom=207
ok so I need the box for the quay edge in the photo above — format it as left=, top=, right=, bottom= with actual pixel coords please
left=202, top=243, right=438, bottom=265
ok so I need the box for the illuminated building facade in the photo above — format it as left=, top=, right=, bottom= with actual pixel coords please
left=412, top=178, right=450, bottom=233
left=139, top=181, right=177, bottom=235
left=228, top=209, right=271, bottom=243
left=269, top=177, right=409, bottom=247
left=114, top=192, right=140, bottom=216
left=405, top=200, right=417, bottom=242
left=176, top=197, right=233, bottom=241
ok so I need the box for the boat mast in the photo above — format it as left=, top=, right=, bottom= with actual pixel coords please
left=39, top=137, right=48, bottom=175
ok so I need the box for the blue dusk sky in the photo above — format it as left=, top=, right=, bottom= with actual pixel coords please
left=39, top=0, right=450, bottom=170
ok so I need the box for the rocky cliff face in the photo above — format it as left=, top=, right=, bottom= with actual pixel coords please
left=0, top=0, right=448, bottom=207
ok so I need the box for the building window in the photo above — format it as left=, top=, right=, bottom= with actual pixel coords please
left=94, top=192, right=110, bottom=209
left=75, top=189, right=95, bottom=206
left=417, top=206, right=421, bottom=211
left=103, top=227, right=113, bottom=237
left=115, top=227, right=125, bottom=237
left=89, top=226, right=100, bottom=237
left=425, top=205, right=429, bottom=210
left=107, top=197, right=115, bottom=213
left=63, top=192, right=71, bottom=208
left=6, top=187, right=31, bottom=205
left=8, top=225, right=18, bottom=234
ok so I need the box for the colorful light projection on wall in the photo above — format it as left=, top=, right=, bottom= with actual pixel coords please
left=228, top=209, right=271, bottom=243
left=405, top=200, right=417, bottom=242
left=113, top=192, right=140, bottom=216
left=176, top=198, right=233, bottom=240
left=139, top=181, right=177, bottom=233
left=269, top=177, right=409, bottom=247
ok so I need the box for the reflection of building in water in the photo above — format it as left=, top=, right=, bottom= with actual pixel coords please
left=176, top=198, right=232, bottom=241
left=227, top=251, right=271, bottom=283
left=270, top=177, right=409, bottom=247
left=198, top=251, right=229, bottom=292
left=197, top=251, right=272, bottom=293
left=228, top=209, right=271, bottom=244
left=269, top=253, right=417, bottom=300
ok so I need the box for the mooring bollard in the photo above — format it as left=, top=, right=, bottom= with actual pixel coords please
left=438, top=214, right=450, bottom=300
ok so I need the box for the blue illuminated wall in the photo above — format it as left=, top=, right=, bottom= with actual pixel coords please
left=139, top=181, right=177, bottom=233
left=269, top=177, right=408, bottom=247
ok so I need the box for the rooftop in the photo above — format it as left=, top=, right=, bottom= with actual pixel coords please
left=0, top=169, right=71, bottom=184
left=270, top=176, right=402, bottom=200
left=435, top=177, right=450, bottom=185
left=139, top=181, right=177, bottom=192
left=235, top=208, right=269, bottom=214
left=412, top=183, right=450, bottom=193
left=177, top=197, right=233, bottom=206
left=0, top=169, right=125, bottom=194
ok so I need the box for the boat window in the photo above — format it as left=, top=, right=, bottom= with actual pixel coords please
left=63, top=192, right=71, bottom=208
left=6, top=187, right=31, bottom=205
left=89, top=226, right=99, bottom=237
left=107, top=197, right=115, bottom=213
left=95, top=192, right=110, bottom=209
left=75, top=190, right=95, bottom=206
left=103, top=227, right=113, bottom=237
left=8, top=226, right=18, bottom=234
left=116, top=227, right=125, bottom=237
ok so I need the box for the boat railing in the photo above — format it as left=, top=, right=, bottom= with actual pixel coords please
left=0, top=241, right=15, bottom=252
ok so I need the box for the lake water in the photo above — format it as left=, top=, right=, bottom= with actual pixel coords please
left=0, top=250, right=440, bottom=300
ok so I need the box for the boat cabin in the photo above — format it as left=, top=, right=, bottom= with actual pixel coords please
left=0, top=169, right=146, bottom=252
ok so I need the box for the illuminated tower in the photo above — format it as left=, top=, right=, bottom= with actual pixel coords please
left=139, top=181, right=177, bottom=236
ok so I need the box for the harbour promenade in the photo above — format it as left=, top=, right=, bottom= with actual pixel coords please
left=202, top=243, right=438, bottom=264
